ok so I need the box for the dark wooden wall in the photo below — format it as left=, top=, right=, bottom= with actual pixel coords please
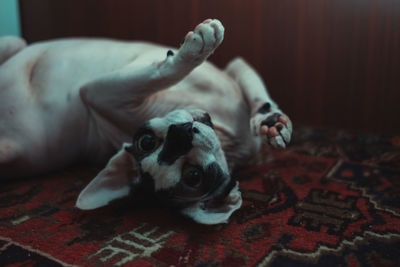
left=19, top=0, right=400, bottom=135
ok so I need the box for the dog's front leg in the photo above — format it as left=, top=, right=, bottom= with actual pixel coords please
left=225, top=57, right=293, bottom=149
left=79, top=19, right=224, bottom=130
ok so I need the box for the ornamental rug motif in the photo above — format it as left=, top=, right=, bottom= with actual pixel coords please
left=1, top=128, right=400, bottom=266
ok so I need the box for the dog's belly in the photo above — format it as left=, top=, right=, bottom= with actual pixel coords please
left=154, top=62, right=250, bottom=133
left=0, top=76, right=89, bottom=177
left=0, top=39, right=130, bottom=176
left=0, top=39, right=174, bottom=174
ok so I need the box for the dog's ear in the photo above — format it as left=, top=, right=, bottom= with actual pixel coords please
left=181, top=182, right=242, bottom=224
left=76, top=143, right=137, bottom=210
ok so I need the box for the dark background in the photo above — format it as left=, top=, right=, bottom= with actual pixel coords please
left=19, top=0, right=400, bottom=135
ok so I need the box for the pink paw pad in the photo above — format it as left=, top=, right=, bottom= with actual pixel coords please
left=259, top=113, right=292, bottom=149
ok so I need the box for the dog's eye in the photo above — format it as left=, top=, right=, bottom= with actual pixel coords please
left=182, top=164, right=204, bottom=188
left=138, top=134, right=159, bottom=152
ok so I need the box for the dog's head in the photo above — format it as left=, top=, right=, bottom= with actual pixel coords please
left=76, top=110, right=242, bottom=224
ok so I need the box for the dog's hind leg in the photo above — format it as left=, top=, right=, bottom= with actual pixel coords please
left=79, top=19, right=224, bottom=130
left=225, top=57, right=293, bottom=149
left=0, top=36, right=26, bottom=66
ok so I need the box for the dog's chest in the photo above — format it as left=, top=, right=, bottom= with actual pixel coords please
left=150, top=65, right=250, bottom=136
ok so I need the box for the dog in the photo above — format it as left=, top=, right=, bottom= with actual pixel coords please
left=0, top=19, right=292, bottom=224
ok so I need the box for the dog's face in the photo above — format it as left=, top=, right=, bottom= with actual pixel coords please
left=127, top=110, right=231, bottom=203
left=76, top=110, right=242, bottom=225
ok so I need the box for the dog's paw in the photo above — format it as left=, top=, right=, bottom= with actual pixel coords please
left=177, top=19, right=224, bottom=65
left=251, top=103, right=293, bottom=149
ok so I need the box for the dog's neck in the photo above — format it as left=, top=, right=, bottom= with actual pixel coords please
left=214, top=127, right=258, bottom=172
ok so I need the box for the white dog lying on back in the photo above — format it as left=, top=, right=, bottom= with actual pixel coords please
left=0, top=19, right=292, bottom=224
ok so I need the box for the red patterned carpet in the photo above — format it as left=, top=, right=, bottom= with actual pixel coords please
left=1, top=127, right=400, bottom=266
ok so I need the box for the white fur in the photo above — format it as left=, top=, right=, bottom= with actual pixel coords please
left=141, top=152, right=184, bottom=190
left=181, top=182, right=242, bottom=225
left=76, top=187, right=130, bottom=210
left=76, top=144, right=134, bottom=209
left=149, top=110, right=194, bottom=136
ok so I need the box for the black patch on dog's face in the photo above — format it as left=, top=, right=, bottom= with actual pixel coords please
left=155, top=162, right=232, bottom=209
left=157, top=123, right=193, bottom=165
left=194, top=112, right=214, bottom=129
left=130, top=169, right=156, bottom=194
left=128, top=169, right=161, bottom=206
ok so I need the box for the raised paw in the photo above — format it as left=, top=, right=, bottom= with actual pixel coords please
left=177, top=19, right=224, bottom=64
left=251, top=103, right=293, bottom=149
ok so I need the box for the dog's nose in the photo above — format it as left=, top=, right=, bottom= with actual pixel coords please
left=173, top=122, right=193, bottom=138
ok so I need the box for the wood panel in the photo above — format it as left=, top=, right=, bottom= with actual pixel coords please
left=19, top=0, right=400, bottom=134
